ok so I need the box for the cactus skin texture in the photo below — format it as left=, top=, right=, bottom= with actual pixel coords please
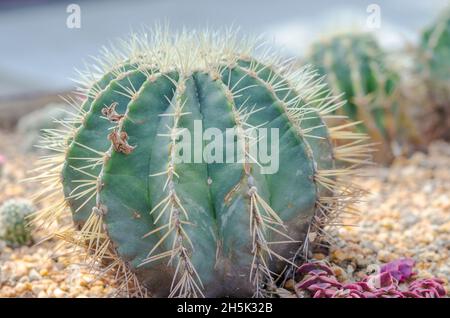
left=0, top=199, right=36, bottom=247
left=419, top=9, right=450, bottom=141
left=307, top=33, right=415, bottom=163
left=31, top=29, right=370, bottom=298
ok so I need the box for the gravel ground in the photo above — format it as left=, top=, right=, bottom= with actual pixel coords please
left=329, top=141, right=449, bottom=280
left=0, top=130, right=448, bottom=297
left=324, top=141, right=450, bottom=291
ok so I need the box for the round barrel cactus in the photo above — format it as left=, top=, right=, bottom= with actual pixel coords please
left=307, top=32, right=415, bottom=163
left=418, top=9, right=450, bottom=140
left=0, top=198, right=36, bottom=247
left=31, top=29, right=369, bottom=297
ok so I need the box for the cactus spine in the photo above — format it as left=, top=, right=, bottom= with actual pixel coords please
left=31, top=28, right=370, bottom=297
left=307, top=33, right=416, bottom=163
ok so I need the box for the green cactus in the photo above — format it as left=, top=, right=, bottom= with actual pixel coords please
left=418, top=9, right=450, bottom=140
left=31, top=29, right=369, bottom=297
left=307, top=32, right=417, bottom=163
left=0, top=199, right=36, bottom=247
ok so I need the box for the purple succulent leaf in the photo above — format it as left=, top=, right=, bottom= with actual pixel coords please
left=307, top=283, right=328, bottom=292
left=409, top=278, right=446, bottom=295
left=297, top=262, right=334, bottom=276
left=375, top=289, right=406, bottom=298
left=342, top=283, right=363, bottom=291
left=347, top=281, right=376, bottom=292
left=310, top=269, right=330, bottom=276
left=349, top=293, right=364, bottom=299
left=361, top=291, right=379, bottom=298
left=410, top=288, right=436, bottom=298
left=297, top=274, right=342, bottom=290
left=325, top=289, right=337, bottom=298
left=294, top=260, right=447, bottom=298
left=380, top=258, right=415, bottom=282
left=401, top=291, right=421, bottom=298
left=332, top=289, right=366, bottom=298
left=319, top=276, right=342, bottom=287
left=409, top=278, right=447, bottom=297
left=312, top=289, right=336, bottom=298
left=296, top=275, right=322, bottom=289
left=410, top=287, right=442, bottom=298
left=312, top=290, right=327, bottom=298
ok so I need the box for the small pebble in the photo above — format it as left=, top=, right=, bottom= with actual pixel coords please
left=28, top=269, right=41, bottom=282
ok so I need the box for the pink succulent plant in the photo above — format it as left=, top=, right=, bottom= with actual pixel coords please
left=295, top=260, right=447, bottom=298
left=380, top=258, right=416, bottom=283
left=408, top=278, right=447, bottom=298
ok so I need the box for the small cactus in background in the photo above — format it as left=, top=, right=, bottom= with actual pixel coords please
left=0, top=198, right=36, bottom=247
left=30, top=28, right=371, bottom=297
left=307, top=33, right=421, bottom=163
left=417, top=8, right=450, bottom=141
left=16, top=103, right=74, bottom=153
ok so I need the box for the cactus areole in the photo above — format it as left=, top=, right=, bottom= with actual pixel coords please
left=33, top=28, right=369, bottom=297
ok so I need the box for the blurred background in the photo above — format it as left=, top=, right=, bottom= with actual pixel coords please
left=0, top=0, right=448, bottom=123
